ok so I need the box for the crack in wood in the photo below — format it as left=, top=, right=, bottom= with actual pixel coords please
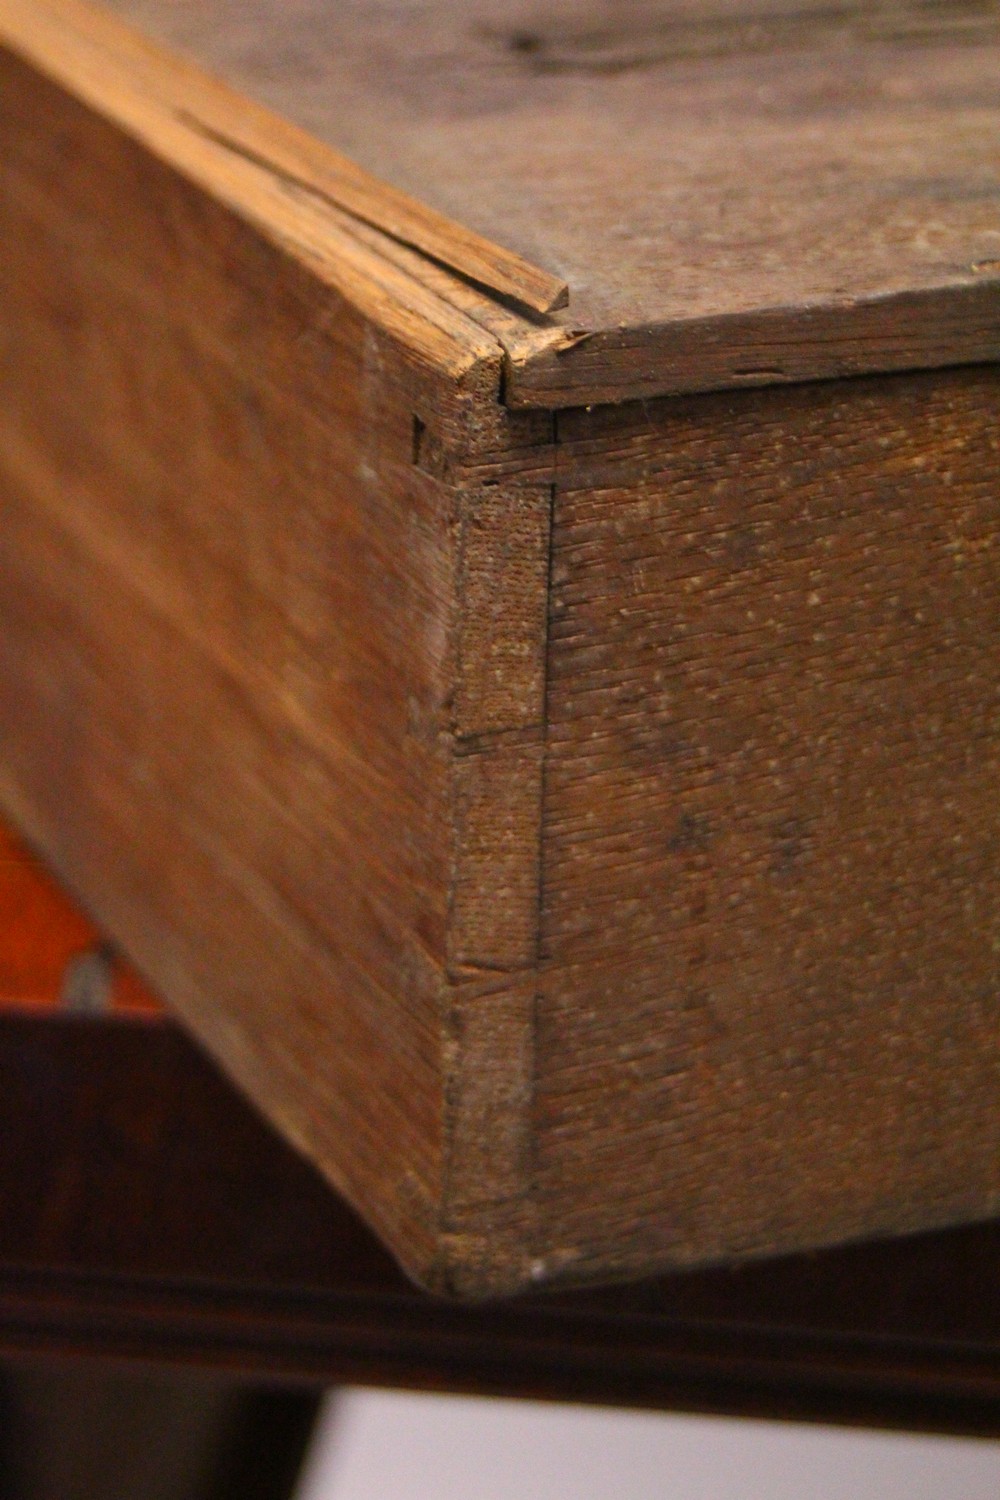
left=174, top=107, right=568, bottom=318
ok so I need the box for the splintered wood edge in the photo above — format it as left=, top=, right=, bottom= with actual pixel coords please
left=506, top=284, right=1000, bottom=409
left=0, top=0, right=569, bottom=320
left=0, top=0, right=517, bottom=382
left=7, top=0, right=1000, bottom=412
left=0, top=0, right=552, bottom=1296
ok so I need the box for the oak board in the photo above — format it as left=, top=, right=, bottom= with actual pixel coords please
left=103, top=0, right=1000, bottom=403
left=0, top=0, right=998, bottom=1295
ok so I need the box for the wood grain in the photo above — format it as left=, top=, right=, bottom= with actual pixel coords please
left=0, top=30, right=508, bottom=1285
left=531, top=365, right=1000, bottom=1286
left=99, top=0, right=1000, bottom=404
left=1, top=0, right=998, bottom=1298
left=0, top=0, right=567, bottom=317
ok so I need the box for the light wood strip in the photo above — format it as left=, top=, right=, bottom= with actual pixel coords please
left=0, top=0, right=568, bottom=318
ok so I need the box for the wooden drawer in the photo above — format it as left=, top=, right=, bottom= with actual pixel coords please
left=0, top=0, right=997, bottom=1295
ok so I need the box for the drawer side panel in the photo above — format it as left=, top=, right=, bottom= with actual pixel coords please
left=0, top=46, right=497, bottom=1275
left=533, top=367, right=1000, bottom=1286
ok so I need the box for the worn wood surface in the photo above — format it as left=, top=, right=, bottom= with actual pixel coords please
left=99, top=0, right=1000, bottom=404
left=0, top=814, right=997, bottom=1435
left=0, top=1010, right=998, bottom=1437
left=0, top=0, right=566, bottom=317
left=0, top=0, right=998, bottom=1297
left=0, top=18, right=495, bottom=1285
left=532, top=364, right=1000, bottom=1286
left=0, top=3, right=558, bottom=1294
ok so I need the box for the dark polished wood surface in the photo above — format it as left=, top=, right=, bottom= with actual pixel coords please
left=0, top=1009, right=996, bottom=1436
